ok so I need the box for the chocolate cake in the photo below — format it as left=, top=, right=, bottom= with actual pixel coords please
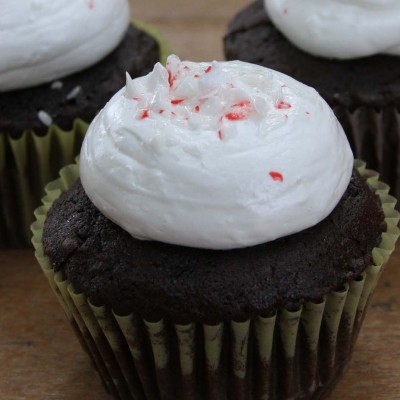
left=0, top=25, right=160, bottom=139
left=42, top=169, right=385, bottom=324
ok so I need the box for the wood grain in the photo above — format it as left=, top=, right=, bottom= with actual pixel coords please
left=134, top=0, right=250, bottom=61
left=1, top=1, right=399, bottom=399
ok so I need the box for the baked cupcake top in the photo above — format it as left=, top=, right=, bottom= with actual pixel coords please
left=0, top=0, right=130, bottom=91
left=264, top=0, right=400, bottom=59
left=80, top=55, right=353, bottom=250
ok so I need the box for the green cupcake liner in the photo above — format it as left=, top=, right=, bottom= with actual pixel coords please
left=31, top=161, right=399, bottom=400
left=0, top=21, right=170, bottom=248
left=0, top=120, right=88, bottom=247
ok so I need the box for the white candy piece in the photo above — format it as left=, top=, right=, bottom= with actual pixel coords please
left=66, top=85, right=82, bottom=101
left=37, top=110, right=53, bottom=127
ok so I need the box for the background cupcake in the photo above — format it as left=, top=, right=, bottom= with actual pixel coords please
left=32, top=57, right=399, bottom=399
left=224, top=0, right=400, bottom=203
left=0, top=0, right=168, bottom=247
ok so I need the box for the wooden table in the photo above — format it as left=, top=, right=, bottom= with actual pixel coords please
left=1, top=1, right=400, bottom=399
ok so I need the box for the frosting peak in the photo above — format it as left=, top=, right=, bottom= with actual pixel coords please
left=0, top=0, right=130, bottom=91
left=264, top=0, right=400, bottom=59
left=80, top=56, right=353, bottom=250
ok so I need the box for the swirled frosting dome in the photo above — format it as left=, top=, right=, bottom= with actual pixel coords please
left=0, top=0, right=130, bottom=91
left=264, top=0, right=400, bottom=59
left=80, top=55, right=353, bottom=250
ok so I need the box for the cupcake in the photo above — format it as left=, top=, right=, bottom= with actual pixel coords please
left=0, top=0, right=168, bottom=247
left=224, top=0, right=400, bottom=203
left=32, top=56, right=399, bottom=399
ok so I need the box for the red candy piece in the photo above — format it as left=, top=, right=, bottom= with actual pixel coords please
left=140, top=109, right=149, bottom=119
left=171, top=99, right=185, bottom=105
left=195, top=105, right=200, bottom=112
left=276, top=100, right=292, bottom=109
left=225, top=112, right=246, bottom=121
left=167, top=68, right=175, bottom=87
left=205, top=66, right=212, bottom=73
left=218, top=130, right=223, bottom=140
left=232, top=100, right=251, bottom=108
left=225, top=101, right=252, bottom=121
left=269, top=171, right=284, bottom=182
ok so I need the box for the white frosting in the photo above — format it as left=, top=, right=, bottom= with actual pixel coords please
left=0, top=0, right=130, bottom=91
left=80, top=55, right=353, bottom=250
left=264, top=0, right=400, bottom=59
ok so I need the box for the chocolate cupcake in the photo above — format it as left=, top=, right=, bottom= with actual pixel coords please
left=0, top=0, right=168, bottom=247
left=32, top=57, right=399, bottom=399
left=224, top=0, right=400, bottom=203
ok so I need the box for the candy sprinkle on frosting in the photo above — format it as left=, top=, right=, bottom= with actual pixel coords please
left=139, top=109, right=149, bottom=119
left=80, top=55, right=353, bottom=249
left=276, top=100, right=291, bottom=109
left=171, top=99, right=185, bottom=105
left=269, top=171, right=284, bottom=182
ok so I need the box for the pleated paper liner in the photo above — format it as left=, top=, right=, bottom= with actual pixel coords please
left=0, top=20, right=170, bottom=248
left=31, top=160, right=399, bottom=400
left=333, top=105, right=400, bottom=205
left=0, top=120, right=88, bottom=247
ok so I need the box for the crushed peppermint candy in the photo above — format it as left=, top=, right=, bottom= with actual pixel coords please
left=225, top=112, right=247, bottom=121
left=66, top=85, right=82, bottom=101
left=37, top=110, right=53, bottom=127
left=140, top=109, right=149, bottom=119
left=276, top=100, right=292, bottom=109
left=171, top=99, right=185, bottom=105
left=126, top=55, right=295, bottom=143
left=269, top=171, right=284, bottom=182
left=50, top=80, right=63, bottom=90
